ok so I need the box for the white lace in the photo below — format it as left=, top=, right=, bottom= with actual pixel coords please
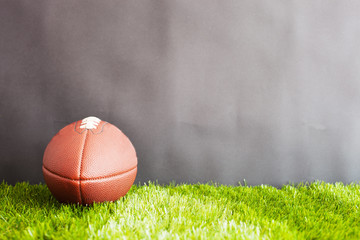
left=80, top=116, right=101, bottom=129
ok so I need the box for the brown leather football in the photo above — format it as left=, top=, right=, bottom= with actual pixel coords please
left=42, top=116, right=137, bottom=205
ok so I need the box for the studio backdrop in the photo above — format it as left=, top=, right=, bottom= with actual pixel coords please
left=1, top=1, right=360, bottom=186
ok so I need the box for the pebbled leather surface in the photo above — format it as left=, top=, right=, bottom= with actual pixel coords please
left=80, top=123, right=137, bottom=179
left=43, top=166, right=81, bottom=204
left=42, top=119, right=137, bottom=204
left=43, top=121, right=86, bottom=180
left=80, top=167, right=137, bottom=205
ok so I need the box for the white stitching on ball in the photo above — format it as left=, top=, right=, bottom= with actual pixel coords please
left=80, top=116, right=101, bottom=129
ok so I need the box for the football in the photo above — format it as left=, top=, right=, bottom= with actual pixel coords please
left=42, top=116, right=137, bottom=205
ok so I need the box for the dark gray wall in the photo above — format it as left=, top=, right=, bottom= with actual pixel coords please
left=1, top=1, right=360, bottom=186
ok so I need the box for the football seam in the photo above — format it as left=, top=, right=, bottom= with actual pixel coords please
left=42, top=165, right=137, bottom=181
left=78, top=130, right=88, bottom=205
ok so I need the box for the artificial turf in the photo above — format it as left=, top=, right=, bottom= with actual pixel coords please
left=1, top=181, right=360, bottom=239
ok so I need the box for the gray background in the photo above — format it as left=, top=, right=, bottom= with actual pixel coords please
left=1, top=1, right=360, bottom=186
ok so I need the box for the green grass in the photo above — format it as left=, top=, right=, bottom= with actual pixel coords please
left=1, top=181, right=360, bottom=239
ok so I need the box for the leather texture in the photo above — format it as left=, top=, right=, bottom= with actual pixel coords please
left=43, top=119, right=137, bottom=204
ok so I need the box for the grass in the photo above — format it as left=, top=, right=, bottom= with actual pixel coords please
left=1, top=181, right=360, bottom=239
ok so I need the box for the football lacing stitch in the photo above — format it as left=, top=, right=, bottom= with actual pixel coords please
left=80, top=116, right=101, bottom=129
